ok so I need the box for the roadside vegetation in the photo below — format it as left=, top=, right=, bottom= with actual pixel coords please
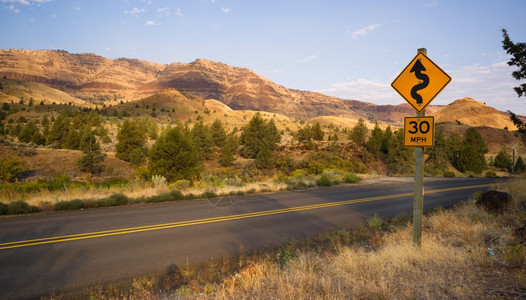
left=50, top=177, right=525, bottom=299
left=0, top=96, right=524, bottom=215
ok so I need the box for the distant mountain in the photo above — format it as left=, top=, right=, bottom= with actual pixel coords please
left=0, top=49, right=516, bottom=128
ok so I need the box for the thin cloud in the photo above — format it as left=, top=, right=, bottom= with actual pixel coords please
left=1, top=0, right=30, bottom=5
left=175, top=8, right=183, bottom=17
left=425, top=0, right=439, bottom=7
left=156, top=7, right=170, bottom=17
left=145, top=20, right=159, bottom=26
left=320, top=61, right=526, bottom=114
left=8, top=4, right=20, bottom=12
left=297, top=55, right=317, bottom=63
left=351, top=24, right=379, bottom=38
left=222, top=7, right=230, bottom=13
left=124, top=7, right=145, bottom=15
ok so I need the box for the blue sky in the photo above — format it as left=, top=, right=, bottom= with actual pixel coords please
left=1, top=0, right=526, bottom=114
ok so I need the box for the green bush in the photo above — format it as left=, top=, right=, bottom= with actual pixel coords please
left=343, top=172, right=362, bottom=184
left=97, top=193, right=129, bottom=207
left=54, top=199, right=84, bottom=211
left=0, top=202, right=7, bottom=215
left=170, top=190, right=184, bottom=201
left=202, top=191, right=218, bottom=198
left=316, top=174, right=334, bottom=186
left=0, top=158, right=23, bottom=182
left=147, top=193, right=173, bottom=203
left=367, top=213, right=383, bottom=230
left=485, top=170, right=498, bottom=178
left=7, top=200, right=40, bottom=214
left=443, top=170, right=455, bottom=178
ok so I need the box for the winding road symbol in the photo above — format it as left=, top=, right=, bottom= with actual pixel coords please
left=391, top=52, right=451, bottom=112
left=410, top=59, right=429, bottom=106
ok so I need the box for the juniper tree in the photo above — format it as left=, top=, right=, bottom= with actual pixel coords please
left=115, top=119, right=147, bottom=162
left=149, top=126, right=202, bottom=182
left=350, top=118, right=368, bottom=145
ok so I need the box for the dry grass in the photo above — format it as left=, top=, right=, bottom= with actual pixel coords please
left=199, top=179, right=526, bottom=299
left=56, top=178, right=526, bottom=299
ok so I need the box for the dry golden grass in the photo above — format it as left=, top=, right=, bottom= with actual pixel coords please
left=199, top=179, right=526, bottom=299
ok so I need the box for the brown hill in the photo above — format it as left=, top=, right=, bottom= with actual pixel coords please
left=432, top=97, right=516, bottom=130
left=0, top=49, right=517, bottom=129
left=0, top=49, right=419, bottom=123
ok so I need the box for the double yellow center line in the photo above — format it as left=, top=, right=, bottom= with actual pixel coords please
left=0, top=184, right=490, bottom=250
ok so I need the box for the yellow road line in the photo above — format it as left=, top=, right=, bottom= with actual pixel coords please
left=0, top=184, right=491, bottom=250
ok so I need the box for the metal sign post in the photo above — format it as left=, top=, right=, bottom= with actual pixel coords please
left=392, top=48, right=450, bottom=247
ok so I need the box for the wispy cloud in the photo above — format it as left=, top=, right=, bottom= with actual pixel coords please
left=175, top=8, right=183, bottom=17
left=222, top=7, right=230, bottom=13
left=425, top=0, right=439, bottom=7
left=156, top=7, right=170, bottom=17
left=145, top=20, right=158, bottom=26
left=320, top=61, right=526, bottom=114
left=1, top=0, right=30, bottom=5
left=124, top=7, right=145, bottom=15
left=350, top=24, right=379, bottom=38
left=8, top=4, right=20, bottom=12
left=297, top=55, right=317, bottom=63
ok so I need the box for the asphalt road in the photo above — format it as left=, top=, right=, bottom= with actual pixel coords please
left=0, top=177, right=503, bottom=299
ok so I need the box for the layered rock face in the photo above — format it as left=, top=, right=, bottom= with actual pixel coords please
left=0, top=49, right=402, bottom=120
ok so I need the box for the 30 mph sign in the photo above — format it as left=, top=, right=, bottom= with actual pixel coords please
left=404, top=116, right=434, bottom=147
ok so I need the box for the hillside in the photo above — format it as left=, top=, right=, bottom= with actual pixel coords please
left=433, top=97, right=517, bottom=130
left=0, top=49, right=520, bottom=130
left=0, top=49, right=437, bottom=123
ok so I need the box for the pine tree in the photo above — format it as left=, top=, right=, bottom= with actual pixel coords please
left=350, top=118, right=368, bottom=145
left=311, top=122, right=324, bottom=141
left=149, top=126, right=202, bottom=182
left=494, top=149, right=513, bottom=172
left=210, top=118, right=227, bottom=147
left=502, top=29, right=526, bottom=97
left=64, top=130, right=80, bottom=150
left=367, top=122, right=383, bottom=155
left=381, top=125, right=394, bottom=154
left=264, top=119, right=281, bottom=150
left=425, top=130, right=449, bottom=172
left=455, top=128, right=487, bottom=174
left=18, top=120, right=39, bottom=143
left=219, top=136, right=235, bottom=167
left=79, top=126, right=100, bottom=153
left=191, top=120, right=214, bottom=159
left=115, top=120, right=147, bottom=162
left=47, top=114, right=70, bottom=147
left=514, top=156, right=526, bottom=173
left=241, top=113, right=266, bottom=158
left=256, top=139, right=275, bottom=169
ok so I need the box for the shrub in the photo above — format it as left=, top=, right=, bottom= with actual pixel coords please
left=343, top=172, right=362, bottom=184
left=54, top=199, right=84, bottom=211
left=443, top=170, right=455, bottom=178
left=0, top=158, right=23, bottom=182
left=316, top=174, right=334, bottom=186
left=97, top=193, right=129, bottom=207
left=170, top=190, right=184, bottom=201
left=147, top=193, right=173, bottom=203
left=485, top=170, right=498, bottom=178
left=0, top=202, right=7, bottom=215
left=498, top=244, right=526, bottom=268
left=367, top=213, right=383, bottom=230
left=7, top=200, right=40, bottom=214
left=202, top=191, right=218, bottom=198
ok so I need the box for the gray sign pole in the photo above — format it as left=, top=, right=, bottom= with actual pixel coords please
left=413, top=48, right=426, bottom=247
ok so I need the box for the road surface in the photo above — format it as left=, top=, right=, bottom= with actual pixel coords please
left=0, top=177, right=503, bottom=299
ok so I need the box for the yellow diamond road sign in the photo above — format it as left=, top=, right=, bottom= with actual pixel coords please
left=392, top=52, right=451, bottom=112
